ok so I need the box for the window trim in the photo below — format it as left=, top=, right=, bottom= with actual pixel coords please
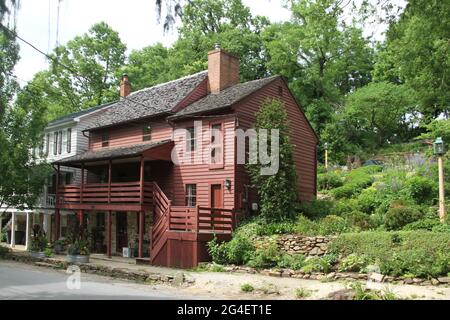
left=209, top=121, right=224, bottom=169
left=186, top=126, right=197, bottom=152
left=53, top=132, right=58, bottom=156
left=58, top=131, right=63, bottom=155
left=185, top=184, right=197, bottom=207
left=101, top=131, right=109, bottom=148
left=142, top=125, right=152, bottom=142
left=67, top=128, right=72, bottom=153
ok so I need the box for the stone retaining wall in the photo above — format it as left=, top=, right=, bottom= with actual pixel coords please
left=254, top=235, right=332, bottom=256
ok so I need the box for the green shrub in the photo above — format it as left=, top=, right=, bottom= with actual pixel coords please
left=300, top=256, right=332, bottom=273
left=294, top=216, right=319, bottom=236
left=343, top=211, right=372, bottom=230
left=207, top=235, right=254, bottom=265
left=329, top=231, right=450, bottom=278
left=255, top=221, right=296, bottom=236
left=405, top=176, right=437, bottom=204
left=316, top=215, right=350, bottom=235
left=384, top=204, right=423, bottom=230
left=356, top=187, right=381, bottom=214
left=44, top=247, right=54, bottom=258
left=317, top=171, right=343, bottom=190
left=402, top=218, right=441, bottom=231
left=241, top=283, right=254, bottom=293
left=333, top=199, right=359, bottom=216
left=277, top=254, right=306, bottom=270
left=298, top=200, right=334, bottom=219
left=295, top=287, right=312, bottom=299
left=431, top=224, right=450, bottom=233
left=338, top=253, right=370, bottom=272
left=247, top=243, right=282, bottom=269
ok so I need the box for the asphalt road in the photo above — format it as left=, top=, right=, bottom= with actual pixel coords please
left=0, top=260, right=200, bottom=300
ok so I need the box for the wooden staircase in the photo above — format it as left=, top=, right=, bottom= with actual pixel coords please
left=150, top=182, right=171, bottom=264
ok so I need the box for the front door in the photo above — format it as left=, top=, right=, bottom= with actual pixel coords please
left=210, top=184, right=223, bottom=209
left=116, top=213, right=128, bottom=252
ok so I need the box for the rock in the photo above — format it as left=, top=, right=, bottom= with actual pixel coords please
left=309, top=247, right=319, bottom=255
left=421, top=280, right=432, bottom=286
left=404, top=278, right=414, bottom=285
left=413, top=278, right=423, bottom=284
left=437, top=277, right=450, bottom=284
left=328, top=289, right=355, bottom=300
left=146, top=274, right=161, bottom=281
left=268, top=271, right=281, bottom=277
left=431, top=278, right=440, bottom=286
left=369, top=273, right=384, bottom=283
left=282, top=271, right=292, bottom=278
left=293, top=246, right=301, bottom=251
left=172, top=273, right=185, bottom=286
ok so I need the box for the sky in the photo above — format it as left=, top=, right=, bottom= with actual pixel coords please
left=12, top=0, right=401, bottom=84
left=13, top=0, right=291, bottom=83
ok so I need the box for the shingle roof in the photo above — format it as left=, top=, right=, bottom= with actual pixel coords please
left=85, top=71, right=208, bottom=131
left=48, top=102, right=114, bottom=127
left=170, top=75, right=279, bottom=119
left=54, top=140, right=172, bottom=164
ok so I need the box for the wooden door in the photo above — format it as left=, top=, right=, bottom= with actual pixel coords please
left=116, top=213, right=128, bottom=252
left=210, top=184, right=223, bottom=209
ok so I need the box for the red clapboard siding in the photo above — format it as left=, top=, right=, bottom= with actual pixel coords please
left=90, top=121, right=173, bottom=150
left=170, top=118, right=236, bottom=209
left=233, top=77, right=318, bottom=203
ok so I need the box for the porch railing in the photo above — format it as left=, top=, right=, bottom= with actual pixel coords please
left=57, top=182, right=153, bottom=204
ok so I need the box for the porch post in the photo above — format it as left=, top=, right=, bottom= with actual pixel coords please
left=108, top=159, right=112, bottom=203
left=25, top=212, right=31, bottom=250
left=107, top=210, right=112, bottom=258
left=80, top=163, right=84, bottom=204
left=78, top=210, right=84, bottom=227
left=139, top=156, right=144, bottom=204
left=43, top=213, right=50, bottom=236
left=55, top=165, right=61, bottom=240
left=10, top=212, right=15, bottom=248
left=138, top=210, right=144, bottom=258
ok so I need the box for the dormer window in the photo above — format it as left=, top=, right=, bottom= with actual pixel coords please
left=102, top=132, right=109, bottom=147
left=143, top=125, right=151, bottom=141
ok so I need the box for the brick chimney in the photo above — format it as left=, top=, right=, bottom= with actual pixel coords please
left=207, top=44, right=240, bottom=93
left=120, top=74, right=131, bottom=98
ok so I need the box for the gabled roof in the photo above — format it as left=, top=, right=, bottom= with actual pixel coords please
left=85, top=71, right=208, bottom=131
left=54, top=140, right=173, bottom=165
left=47, top=102, right=114, bottom=127
left=169, top=76, right=279, bottom=120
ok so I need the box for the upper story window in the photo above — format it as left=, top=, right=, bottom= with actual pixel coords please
left=210, top=122, right=224, bottom=168
left=45, top=133, right=50, bottom=156
left=101, top=132, right=109, bottom=147
left=58, top=131, right=63, bottom=155
left=53, top=132, right=58, bottom=156
left=67, top=128, right=72, bottom=153
left=185, top=184, right=197, bottom=207
left=186, top=127, right=197, bottom=152
left=142, top=125, right=152, bottom=141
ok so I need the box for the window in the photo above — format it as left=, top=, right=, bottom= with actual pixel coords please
left=53, top=132, right=58, bottom=155
left=185, top=184, right=197, bottom=207
left=64, top=172, right=73, bottom=185
left=45, top=133, right=50, bottom=156
left=186, top=127, right=196, bottom=152
left=210, top=123, right=223, bottom=168
left=142, top=125, right=151, bottom=141
left=58, top=131, right=63, bottom=154
left=67, top=128, right=72, bottom=153
left=96, top=212, right=105, bottom=229
left=102, top=132, right=109, bottom=147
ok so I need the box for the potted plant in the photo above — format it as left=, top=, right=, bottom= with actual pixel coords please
left=52, top=239, right=67, bottom=254
left=29, top=225, right=48, bottom=259
left=66, top=224, right=90, bottom=264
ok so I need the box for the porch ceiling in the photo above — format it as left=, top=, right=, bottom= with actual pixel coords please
left=53, top=140, right=174, bottom=167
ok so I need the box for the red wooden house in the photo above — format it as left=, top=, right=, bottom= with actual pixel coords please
left=53, top=47, right=318, bottom=268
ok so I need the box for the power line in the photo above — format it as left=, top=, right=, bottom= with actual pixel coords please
left=1, top=22, right=155, bottom=112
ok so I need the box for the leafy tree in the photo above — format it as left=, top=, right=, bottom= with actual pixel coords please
left=373, top=0, right=450, bottom=120
left=322, top=82, right=417, bottom=162
left=33, top=22, right=126, bottom=119
left=264, top=0, right=374, bottom=135
left=128, top=0, right=270, bottom=88
left=247, top=99, right=298, bottom=222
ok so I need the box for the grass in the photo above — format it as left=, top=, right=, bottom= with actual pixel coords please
left=295, top=287, right=312, bottom=299
left=240, top=283, right=254, bottom=293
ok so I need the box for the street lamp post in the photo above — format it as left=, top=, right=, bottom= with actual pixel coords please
left=324, top=143, right=328, bottom=170
left=434, top=137, right=446, bottom=222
